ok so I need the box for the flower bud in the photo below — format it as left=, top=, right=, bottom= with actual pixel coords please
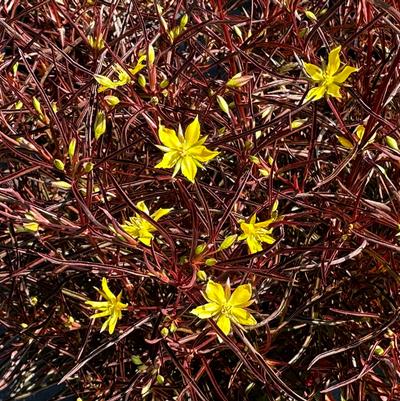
left=68, top=138, right=77, bottom=159
left=94, top=110, right=106, bottom=139
left=217, top=95, right=230, bottom=116
left=54, top=159, right=65, bottom=171
left=385, top=136, right=399, bottom=151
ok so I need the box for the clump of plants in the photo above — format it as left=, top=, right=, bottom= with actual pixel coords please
left=0, top=1, right=399, bottom=400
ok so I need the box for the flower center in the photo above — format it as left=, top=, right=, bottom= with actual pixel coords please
left=323, top=73, right=335, bottom=85
left=221, top=304, right=232, bottom=315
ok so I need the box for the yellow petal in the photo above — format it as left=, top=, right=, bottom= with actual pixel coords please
left=228, top=284, right=253, bottom=307
left=326, top=83, right=342, bottom=99
left=205, top=280, right=226, bottom=305
left=129, top=55, right=146, bottom=75
left=333, top=65, right=358, bottom=84
left=189, top=145, right=219, bottom=163
left=155, top=151, right=180, bottom=169
left=136, top=201, right=149, bottom=215
left=101, top=316, right=111, bottom=332
left=158, top=125, right=181, bottom=149
left=94, top=74, right=118, bottom=89
left=138, top=230, right=154, bottom=246
left=305, top=85, right=326, bottom=102
left=257, top=232, right=276, bottom=244
left=246, top=236, right=262, bottom=254
left=184, top=116, right=200, bottom=147
left=151, top=208, right=172, bottom=221
left=355, top=125, right=365, bottom=141
left=191, top=302, right=221, bottom=319
left=254, top=218, right=275, bottom=228
left=230, top=307, right=257, bottom=326
left=250, top=214, right=257, bottom=224
left=337, top=135, right=353, bottom=149
left=85, top=300, right=109, bottom=308
left=108, top=314, right=118, bottom=334
left=172, top=159, right=182, bottom=177
left=326, top=46, right=341, bottom=76
left=216, top=314, right=231, bottom=335
left=101, top=278, right=116, bottom=301
left=181, top=156, right=197, bottom=182
left=90, top=310, right=111, bottom=319
left=224, top=279, right=231, bottom=300
left=303, top=63, right=323, bottom=81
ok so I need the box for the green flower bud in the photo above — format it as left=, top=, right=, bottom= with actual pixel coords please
left=68, top=138, right=77, bottom=159
left=94, top=110, right=106, bottom=139
left=196, top=270, right=207, bottom=281
left=138, top=74, right=146, bottom=88
left=218, top=234, right=237, bottom=251
left=385, top=136, right=399, bottom=151
left=54, top=159, right=65, bottom=171
left=216, top=95, right=230, bottom=116
left=52, top=181, right=72, bottom=190
left=205, top=258, right=217, bottom=266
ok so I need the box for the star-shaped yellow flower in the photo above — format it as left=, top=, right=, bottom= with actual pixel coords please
left=155, top=116, right=219, bottom=183
left=304, top=46, right=358, bottom=102
left=191, top=279, right=256, bottom=335
left=85, top=278, right=128, bottom=334
left=120, top=201, right=172, bottom=246
left=238, top=214, right=276, bottom=254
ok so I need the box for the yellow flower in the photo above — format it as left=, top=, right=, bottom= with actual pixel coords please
left=120, top=201, right=172, bottom=246
left=303, top=46, right=358, bottom=102
left=85, top=278, right=128, bottom=334
left=155, top=116, right=219, bottom=183
left=191, top=280, right=256, bottom=335
left=239, top=214, right=276, bottom=254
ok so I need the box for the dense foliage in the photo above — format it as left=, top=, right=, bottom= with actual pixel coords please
left=0, top=0, right=399, bottom=400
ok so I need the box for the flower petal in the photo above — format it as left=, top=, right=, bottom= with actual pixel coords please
left=102, top=278, right=116, bottom=302
left=151, top=208, right=172, bottom=221
left=254, top=217, right=275, bottom=228
left=138, top=229, right=154, bottom=246
left=189, top=145, right=219, bottom=163
left=326, top=46, right=341, bottom=76
left=305, top=85, right=326, bottom=102
left=172, top=159, right=182, bottom=177
left=246, top=236, right=262, bottom=254
left=136, top=201, right=149, bottom=215
left=85, top=300, right=109, bottom=308
left=303, top=63, right=323, bottom=81
left=158, top=125, right=181, bottom=149
left=216, top=314, right=231, bottom=335
left=257, top=232, right=276, bottom=244
left=101, top=316, right=111, bottom=332
left=230, top=307, right=257, bottom=326
left=90, top=310, right=111, bottom=319
left=228, top=284, right=253, bottom=307
left=333, top=66, right=358, bottom=84
left=326, top=83, right=342, bottom=99
left=205, top=280, right=226, bottom=305
left=181, top=156, right=198, bottom=183
left=184, top=116, right=200, bottom=147
left=108, top=313, right=118, bottom=334
left=191, top=302, right=221, bottom=319
left=155, top=151, right=180, bottom=169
